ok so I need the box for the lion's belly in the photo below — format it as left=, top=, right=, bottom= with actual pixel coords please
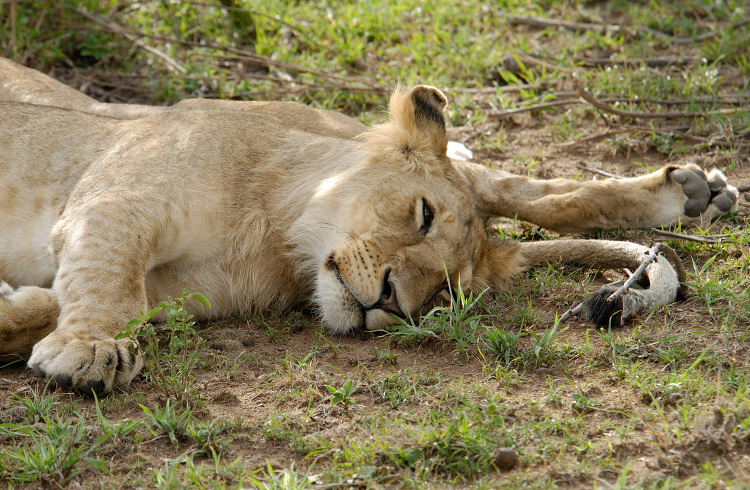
left=144, top=255, right=311, bottom=320
left=0, top=194, right=57, bottom=287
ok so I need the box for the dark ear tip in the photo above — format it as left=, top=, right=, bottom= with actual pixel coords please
left=411, top=85, right=448, bottom=111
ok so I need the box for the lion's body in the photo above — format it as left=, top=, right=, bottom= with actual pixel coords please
left=0, top=58, right=737, bottom=393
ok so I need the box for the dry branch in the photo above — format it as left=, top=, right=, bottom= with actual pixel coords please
left=187, top=1, right=369, bottom=72
left=575, top=165, right=622, bottom=179
left=70, top=7, right=187, bottom=73
left=70, top=7, right=382, bottom=92
left=651, top=229, right=733, bottom=244
left=510, top=15, right=750, bottom=45
left=672, top=18, right=750, bottom=44
left=574, top=81, right=743, bottom=119
left=509, top=16, right=632, bottom=34
left=487, top=99, right=581, bottom=118
left=576, top=56, right=705, bottom=68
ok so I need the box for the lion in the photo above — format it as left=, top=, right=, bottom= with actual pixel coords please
left=0, top=59, right=738, bottom=394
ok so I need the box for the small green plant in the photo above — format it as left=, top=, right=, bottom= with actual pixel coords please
left=382, top=270, right=487, bottom=354
left=484, top=326, right=523, bottom=364
left=140, top=400, right=192, bottom=446
left=116, top=289, right=210, bottom=407
left=5, top=417, right=113, bottom=484
left=571, top=393, right=600, bottom=413
left=325, top=380, right=356, bottom=407
left=374, top=346, right=399, bottom=364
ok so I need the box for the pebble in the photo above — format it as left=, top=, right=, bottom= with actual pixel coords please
left=493, top=448, right=519, bottom=471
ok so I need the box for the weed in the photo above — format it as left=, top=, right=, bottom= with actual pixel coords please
left=140, top=400, right=192, bottom=446
left=325, top=380, right=356, bottom=407
left=117, top=290, right=210, bottom=407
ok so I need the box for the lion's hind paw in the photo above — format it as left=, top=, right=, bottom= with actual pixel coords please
left=28, top=333, right=142, bottom=394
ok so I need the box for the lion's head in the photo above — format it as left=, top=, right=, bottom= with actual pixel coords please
left=291, top=85, right=523, bottom=333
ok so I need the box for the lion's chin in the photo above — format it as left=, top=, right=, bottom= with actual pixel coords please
left=363, top=309, right=402, bottom=331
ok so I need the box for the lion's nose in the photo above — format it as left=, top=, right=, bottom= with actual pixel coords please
left=372, top=270, right=404, bottom=317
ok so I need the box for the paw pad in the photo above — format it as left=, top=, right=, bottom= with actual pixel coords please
left=670, top=168, right=710, bottom=217
left=670, top=166, right=737, bottom=218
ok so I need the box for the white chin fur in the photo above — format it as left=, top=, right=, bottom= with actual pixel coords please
left=315, top=270, right=363, bottom=334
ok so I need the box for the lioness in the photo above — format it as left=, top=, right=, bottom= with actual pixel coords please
left=0, top=59, right=737, bottom=393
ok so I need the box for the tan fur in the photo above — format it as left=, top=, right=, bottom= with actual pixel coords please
left=0, top=59, right=732, bottom=393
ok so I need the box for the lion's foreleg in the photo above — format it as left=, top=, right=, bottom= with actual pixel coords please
left=26, top=201, right=152, bottom=393
left=456, top=161, right=738, bottom=233
left=519, top=240, right=681, bottom=325
left=0, top=283, right=59, bottom=361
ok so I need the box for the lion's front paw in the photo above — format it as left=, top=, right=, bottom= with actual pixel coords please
left=28, top=332, right=142, bottom=394
left=670, top=165, right=738, bottom=222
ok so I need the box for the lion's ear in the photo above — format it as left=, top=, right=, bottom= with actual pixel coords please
left=388, top=85, right=449, bottom=159
left=472, top=238, right=526, bottom=291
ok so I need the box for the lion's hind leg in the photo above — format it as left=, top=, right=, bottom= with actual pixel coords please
left=0, top=282, right=59, bottom=361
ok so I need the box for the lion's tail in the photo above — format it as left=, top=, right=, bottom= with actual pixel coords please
left=518, top=240, right=685, bottom=326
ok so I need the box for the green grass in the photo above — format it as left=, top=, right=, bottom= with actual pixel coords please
left=2, top=0, right=750, bottom=487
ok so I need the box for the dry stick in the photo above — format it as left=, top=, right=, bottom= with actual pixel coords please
left=623, top=124, right=750, bottom=148
left=672, top=18, right=750, bottom=44
left=487, top=99, right=581, bottom=118
left=513, top=52, right=576, bottom=74
left=554, top=128, right=633, bottom=147
left=651, top=228, right=731, bottom=244
left=187, top=1, right=368, bottom=71
left=70, top=7, right=187, bottom=73
left=509, top=15, right=750, bottom=45
left=576, top=56, right=705, bottom=68
left=575, top=165, right=622, bottom=179
left=73, top=9, right=380, bottom=90
left=574, top=81, right=743, bottom=119
left=509, top=16, right=633, bottom=34
left=490, top=89, right=749, bottom=121
left=557, top=302, right=586, bottom=324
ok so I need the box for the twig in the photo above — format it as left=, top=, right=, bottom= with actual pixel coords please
left=554, top=128, right=633, bottom=147
left=509, top=16, right=633, bottom=34
left=575, top=165, right=622, bottom=179
left=509, top=15, right=750, bottom=45
left=622, top=125, right=750, bottom=148
left=574, top=81, right=743, bottom=119
left=444, top=83, right=552, bottom=94
left=575, top=56, right=705, bottom=68
left=651, top=229, right=732, bottom=244
left=187, top=1, right=369, bottom=71
left=69, top=7, right=187, bottom=74
left=487, top=99, right=581, bottom=118
left=513, top=52, right=576, bottom=74
left=71, top=9, right=381, bottom=91
left=672, top=18, right=750, bottom=44
left=557, top=302, right=585, bottom=324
